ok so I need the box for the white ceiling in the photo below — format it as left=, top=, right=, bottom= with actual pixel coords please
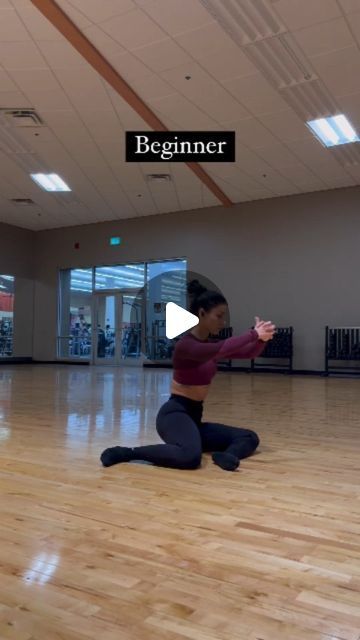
left=0, top=0, right=360, bottom=229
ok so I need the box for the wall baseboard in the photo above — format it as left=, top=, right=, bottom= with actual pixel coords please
left=0, top=357, right=33, bottom=364
left=32, top=360, right=90, bottom=365
left=0, top=358, right=91, bottom=365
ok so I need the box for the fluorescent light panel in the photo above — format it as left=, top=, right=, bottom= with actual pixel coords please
left=31, top=173, right=71, bottom=192
left=307, top=114, right=360, bottom=147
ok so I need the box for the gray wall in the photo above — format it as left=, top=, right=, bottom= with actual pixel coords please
left=32, top=186, right=360, bottom=370
left=0, top=222, right=35, bottom=357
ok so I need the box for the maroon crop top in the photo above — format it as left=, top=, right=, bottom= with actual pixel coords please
left=173, top=329, right=266, bottom=386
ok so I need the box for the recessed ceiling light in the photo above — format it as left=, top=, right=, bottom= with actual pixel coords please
left=30, top=173, right=71, bottom=192
left=307, top=115, right=360, bottom=147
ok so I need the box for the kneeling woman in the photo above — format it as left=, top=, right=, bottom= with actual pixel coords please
left=101, top=281, right=275, bottom=472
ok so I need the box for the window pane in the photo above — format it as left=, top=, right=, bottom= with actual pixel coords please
left=0, top=275, right=14, bottom=357
left=58, top=268, right=92, bottom=358
left=145, top=259, right=187, bottom=360
left=95, top=264, right=145, bottom=290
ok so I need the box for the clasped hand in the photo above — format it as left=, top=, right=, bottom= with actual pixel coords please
left=254, top=316, right=276, bottom=342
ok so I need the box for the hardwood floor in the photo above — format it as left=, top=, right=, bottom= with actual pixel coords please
left=0, top=364, right=359, bottom=640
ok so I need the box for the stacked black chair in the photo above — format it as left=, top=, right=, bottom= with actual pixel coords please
left=325, top=326, right=360, bottom=375
left=251, top=327, right=293, bottom=373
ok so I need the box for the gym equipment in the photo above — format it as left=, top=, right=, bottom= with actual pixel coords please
left=325, top=326, right=360, bottom=375
left=251, top=327, right=293, bottom=374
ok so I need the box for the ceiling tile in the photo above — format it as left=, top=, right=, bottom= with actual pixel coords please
left=0, top=68, right=18, bottom=92
left=0, top=90, right=34, bottom=108
left=56, top=0, right=93, bottom=29
left=76, top=108, right=122, bottom=135
left=9, top=68, right=60, bottom=92
left=310, top=43, right=360, bottom=69
left=100, top=9, right=166, bottom=50
left=39, top=109, right=85, bottom=129
left=91, top=182, right=135, bottom=216
left=271, top=0, right=341, bottom=31
left=259, top=110, right=312, bottom=143
left=311, top=45, right=360, bottom=97
left=0, top=41, right=47, bottom=69
left=0, top=7, right=32, bottom=41
left=54, top=67, right=113, bottom=111
left=231, top=119, right=280, bottom=149
left=37, top=40, right=88, bottom=69
left=337, top=92, right=360, bottom=129
left=272, top=163, right=327, bottom=189
left=169, top=187, right=203, bottom=212
left=344, top=163, right=360, bottom=180
left=175, top=22, right=257, bottom=82
left=133, top=38, right=192, bottom=73
left=200, top=163, right=241, bottom=182
left=149, top=93, right=218, bottom=129
left=21, top=87, right=73, bottom=111
left=125, top=189, right=157, bottom=215
left=128, top=73, right=176, bottom=101
left=234, top=144, right=275, bottom=178
left=160, top=61, right=216, bottom=93
left=11, top=2, right=64, bottom=41
left=106, top=88, right=151, bottom=128
left=338, top=0, right=360, bottom=14
left=223, top=73, right=289, bottom=116
left=108, top=51, right=154, bottom=84
left=287, top=138, right=350, bottom=170
left=134, top=0, right=213, bottom=37
left=163, top=76, right=250, bottom=124
left=147, top=183, right=180, bottom=214
left=68, top=0, right=136, bottom=22
left=293, top=18, right=354, bottom=58
left=345, top=10, right=360, bottom=46
left=83, top=25, right=126, bottom=58
left=201, top=95, right=249, bottom=125
left=108, top=160, right=148, bottom=190
left=249, top=168, right=298, bottom=195
left=205, top=176, right=250, bottom=203
left=200, top=48, right=257, bottom=83
left=254, top=142, right=301, bottom=167
left=170, top=162, right=208, bottom=193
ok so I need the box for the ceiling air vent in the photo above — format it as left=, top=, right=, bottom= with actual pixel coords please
left=2, top=108, right=44, bottom=127
left=146, top=174, right=172, bottom=182
left=10, top=198, right=35, bottom=206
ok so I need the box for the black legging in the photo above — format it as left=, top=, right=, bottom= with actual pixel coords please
left=129, top=394, right=260, bottom=469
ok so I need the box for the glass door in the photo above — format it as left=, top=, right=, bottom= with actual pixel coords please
left=93, top=292, right=119, bottom=365
left=93, top=290, right=143, bottom=366
left=119, top=292, right=143, bottom=363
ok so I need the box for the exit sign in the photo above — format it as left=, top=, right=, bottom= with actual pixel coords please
left=110, top=237, right=121, bottom=246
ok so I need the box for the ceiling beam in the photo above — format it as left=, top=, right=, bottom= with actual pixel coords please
left=30, top=0, right=233, bottom=208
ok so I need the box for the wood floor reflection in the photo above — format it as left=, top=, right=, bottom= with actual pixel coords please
left=0, top=364, right=359, bottom=640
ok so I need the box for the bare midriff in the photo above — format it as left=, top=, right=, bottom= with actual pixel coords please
left=171, top=379, right=210, bottom=402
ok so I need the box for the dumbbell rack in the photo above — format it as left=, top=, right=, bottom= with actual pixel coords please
left=251, top=327, right=293, bottom=373
left=325, top=326, right=360, bottom=375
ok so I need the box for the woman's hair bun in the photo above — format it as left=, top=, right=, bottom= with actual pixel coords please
left=187, top=279, right=207, bottom=297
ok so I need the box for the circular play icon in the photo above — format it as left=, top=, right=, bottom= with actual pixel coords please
left=129, top=269, right=230, bottom=362
left=165, top=302, right=199, bottom=339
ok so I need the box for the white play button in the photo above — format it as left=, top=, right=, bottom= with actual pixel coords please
left=166, top=302, right=199, bottom=339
